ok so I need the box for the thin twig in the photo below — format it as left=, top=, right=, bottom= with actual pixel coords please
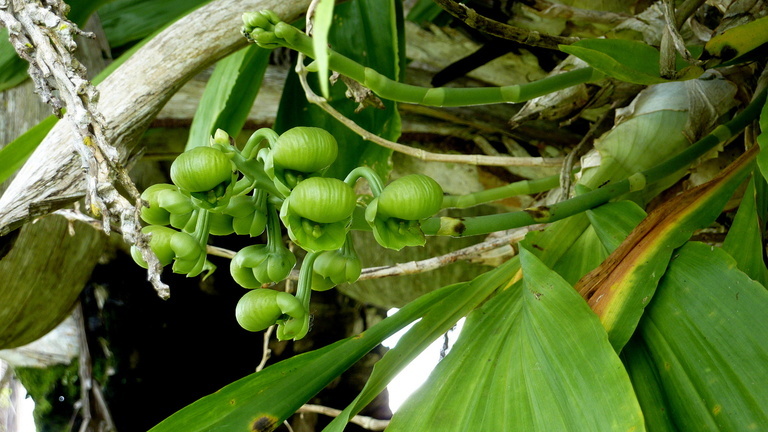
left=0, top=0, right=168, bottom=298
left=54, top=207, right=528, bottom=281
left=294, top=60, right=563, bottom=167
left=209, top=228, right=527, bottom=281
left=357, top=228, right=527, bottom=280
left=432, top=0, right=580, bottom=50
left=296, top=404, right=390, bottom=431
left=74, top=303, right=116, bottom=432
left=255, top=325, right=275, bottom=372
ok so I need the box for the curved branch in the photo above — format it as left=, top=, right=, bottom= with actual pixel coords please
left=0, top=0, right=312, bottom=236
left=432, top=0, right=580, bottom=50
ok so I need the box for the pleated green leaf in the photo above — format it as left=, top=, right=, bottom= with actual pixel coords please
left=386, top=247, right=645, bottom=431
left=576, top=149, right=756, bottom=352
left=323, top=258, right=521, bottom=432
left=639, top=242, right=768, bottom=430
left=274, top=0, right=403, bottom=181
left=587, top=201, right=647, bottom=253
left=722, top=176, right=768, bottom=287
left=521, top=201, right=645, bottom=287
left=520, top=213, right=592, bottom=275
left=186, top=44, right=270, bottom=150
left=150, top=278, right=463, bottom=431
left=622, top=336, right=679, bottom=432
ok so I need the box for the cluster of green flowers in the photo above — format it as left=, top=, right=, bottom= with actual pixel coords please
left=133, top=127, right=443, bottom=340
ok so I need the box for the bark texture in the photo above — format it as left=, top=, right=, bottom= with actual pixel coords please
left=0, top=0, right=311, bottom=235
left=0, top=15, right=110, bottom=349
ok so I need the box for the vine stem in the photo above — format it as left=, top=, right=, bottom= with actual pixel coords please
left=293, top=54, right=565, bottom=167
left=245, top=13, right=604, bottom=106
left=344, top=167, right=384, bottom=196
left=441, top=174, right=562, bottom=209
left=242, top=127, right=280, bottom=159
left=423, top=87, right=768, bottom=237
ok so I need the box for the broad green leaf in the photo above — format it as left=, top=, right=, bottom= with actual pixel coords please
left=150, top=278, right=465, bottom=431
left=521, top=201, right=645, bottom=286
left=275, top=0, right=403, bottom=181
left=186, top=44, right=270, bottom=150
left=324, top=257, right=521, bottom=431
left=722, top=176, right=768, bottom=287
left=386, top=247, right=645, bottom=431
left=587, top=200, right=647, bottom=253
left=622, top=336, right=679, bottom=432
left=0, top=116, right=58, bottom=186
left=575, top=147, right=756, bottom=352
left=98, top=0, right=211, bottom=49
left=312, top=0, right=335, bottom=99
left=520, top=213, right=592, bottom=270
left=756, top=97, right=768, bottom=182
left=560, top=39, right=669, bottom=85
left=640, top=242, right=768, bottom=430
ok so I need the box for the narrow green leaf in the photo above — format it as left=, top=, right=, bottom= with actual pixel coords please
left=186, top=44, right=270, bottom=150
left=405, top=0, right=445, bottom=23
left=722, top=176, right=768, bottom=287
left=756, top=97, right=768, bottom=182
left=312, top=0, right=335, bottom=99
left=150, top=279, right=464, bottom=431
left=98, top=0, right=212, bottom=49
left=560, top=39, right=670, bottom=85
left=386, top=247, right=645, bottom=431
left=0, top=116, right=58, bottom=186
left=274, top=0, right=402, bottom=181
left=323, top=258, right=521, bottom=432
left=640, top=242, right=768, bottom=430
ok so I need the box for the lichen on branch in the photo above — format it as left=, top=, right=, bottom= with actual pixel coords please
left=0, top=0, right=168, bottom=298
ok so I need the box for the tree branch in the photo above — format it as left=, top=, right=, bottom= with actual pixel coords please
left=432, top=0, right=580, bottom=50
left=0, top=0, right=169, bottom=297
left=0, top=0, right=312, bottom=297
left=0, top=0, right=311, bottom=233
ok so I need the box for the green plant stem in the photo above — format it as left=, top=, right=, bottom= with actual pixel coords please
left=423, top=88, right=768, bottom=237
left=441, top=173, right=562, bottom=209
left=242, top=127, right=279, bottom=159
left=343, top=166, right=384, bottom=196
left=230, top=151, right=283, bottom=197
left=189, top=208, right=212, bottom=276
left=251, top=20, right=603, bottom=107
left=265, top=201, right=282, bottom=253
